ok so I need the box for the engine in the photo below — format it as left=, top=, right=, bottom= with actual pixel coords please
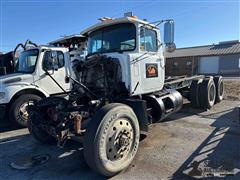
left=78, top=55, right=128, bottom=100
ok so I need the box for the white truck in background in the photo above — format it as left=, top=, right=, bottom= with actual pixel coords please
left=0, top=40, right=38, bottom=75
left=49, top=34, right=87, bottom=62
left=0, top=35, right=86, bottom=127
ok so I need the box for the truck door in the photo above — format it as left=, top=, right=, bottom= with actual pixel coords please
left=36, top=50, right=70, bottom=95
left=137, top=27, right=165, bottom=92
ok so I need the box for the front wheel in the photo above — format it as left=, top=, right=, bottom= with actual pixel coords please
left=83, top=103, right=140, bottom=177
left=9, top=94, right=42, bottom=127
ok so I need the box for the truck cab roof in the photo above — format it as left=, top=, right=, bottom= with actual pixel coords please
left=26, top=46, right=69, bottom=52
left=81, top=16, right=158, bottom=35
left=49, top=34, right=86, bottom=47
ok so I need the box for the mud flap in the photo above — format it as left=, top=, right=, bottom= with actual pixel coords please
left=120, top=99, right=148, bottom=133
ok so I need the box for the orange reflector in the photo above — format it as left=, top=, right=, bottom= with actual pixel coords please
left=131, top=16, right=138, bottom=19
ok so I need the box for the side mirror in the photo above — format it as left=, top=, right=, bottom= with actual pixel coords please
left=43, top=50, right=59, bottom=73
left=165, top=43, right=176, bottom=53
left=50, top=51, right=57, bottom=59
left=49, top=51, right=58, bottom=71
left=164, top=20, right=176, bottom=52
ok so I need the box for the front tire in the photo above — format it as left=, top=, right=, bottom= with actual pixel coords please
left=83, top=103, right=140, bottom=177
left=9, top=94, right=42, bottom=127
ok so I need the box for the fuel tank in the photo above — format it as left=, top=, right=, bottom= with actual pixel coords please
left=144, top=89, right=183, bottom=123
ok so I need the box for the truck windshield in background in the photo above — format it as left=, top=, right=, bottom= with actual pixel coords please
left=87, top=23, right=136, bottom=55
left=15, top=49, right=39, bottom=73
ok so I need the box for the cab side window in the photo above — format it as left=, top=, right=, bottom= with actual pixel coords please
left=42, top=51, right=65, bottom=70
left=140, top=27, right=158, bottom=52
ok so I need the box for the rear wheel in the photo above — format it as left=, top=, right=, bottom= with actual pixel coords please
left=83, top=103, right=140, bottom=177
left=190, top=79, right=202, bottom=108
left=214, top=76, right=224, bottom=103
left=9, top=94, right=41, bottom=127
left=198, top=78, right=216, bottom=109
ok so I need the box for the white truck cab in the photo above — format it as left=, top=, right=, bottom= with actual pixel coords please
left=81, top=15, right=174, bottom=96
left=0, top=46, right=72, bottom=127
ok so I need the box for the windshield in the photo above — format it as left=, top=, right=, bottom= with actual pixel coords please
left=87, top=23, right=136, bottom=55
left=15, top=49, right=39, bottom=73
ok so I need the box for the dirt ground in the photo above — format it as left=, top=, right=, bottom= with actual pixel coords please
left=0, top=79, right=239, bottom=179
left=224, top=79, right=240, bottom=101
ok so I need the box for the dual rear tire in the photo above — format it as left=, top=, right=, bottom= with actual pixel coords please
left=198, top=78, right=216, bottom=109
left=190, top=76, right=224, bottom=109
left=214, top=76, right=224, bottom=103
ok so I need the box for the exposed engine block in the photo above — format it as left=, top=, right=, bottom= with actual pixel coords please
left=79, top=55, right=128, bottom=99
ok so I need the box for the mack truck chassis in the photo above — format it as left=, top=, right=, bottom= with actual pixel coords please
left=27, top=16, right=224, bottom=177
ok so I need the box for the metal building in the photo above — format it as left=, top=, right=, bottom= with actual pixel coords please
left=165, top=40, right=240, bottom=76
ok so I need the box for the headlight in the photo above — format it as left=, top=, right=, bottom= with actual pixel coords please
left=0, top=92, right=5, bottom=99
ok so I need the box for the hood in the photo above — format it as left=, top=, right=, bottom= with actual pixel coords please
left=0, top=73, right=33, bottom=85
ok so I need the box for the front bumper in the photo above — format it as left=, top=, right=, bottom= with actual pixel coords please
left=0, top=104, right=7, bottom=117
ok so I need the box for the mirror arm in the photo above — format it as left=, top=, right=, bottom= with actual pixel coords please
left=153, top=19, right=174, bottom=27
left=157, top=39, right=164, bottom=49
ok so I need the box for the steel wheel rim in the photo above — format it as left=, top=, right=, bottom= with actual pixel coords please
left=209, top=84, right=215, bottom=102
left=106, top=118, right=134, bottom=161
left=219, top=82, right=224, bottom=96
left=19, top=101, right=34, bottom=122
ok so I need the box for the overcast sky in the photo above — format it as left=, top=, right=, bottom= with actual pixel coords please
left=0, top=0, right=239, bottom=52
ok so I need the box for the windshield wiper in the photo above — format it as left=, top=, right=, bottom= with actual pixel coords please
left=106, top=48, right=124, bottom=53
left=87, top=48, right=124, bottom=57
